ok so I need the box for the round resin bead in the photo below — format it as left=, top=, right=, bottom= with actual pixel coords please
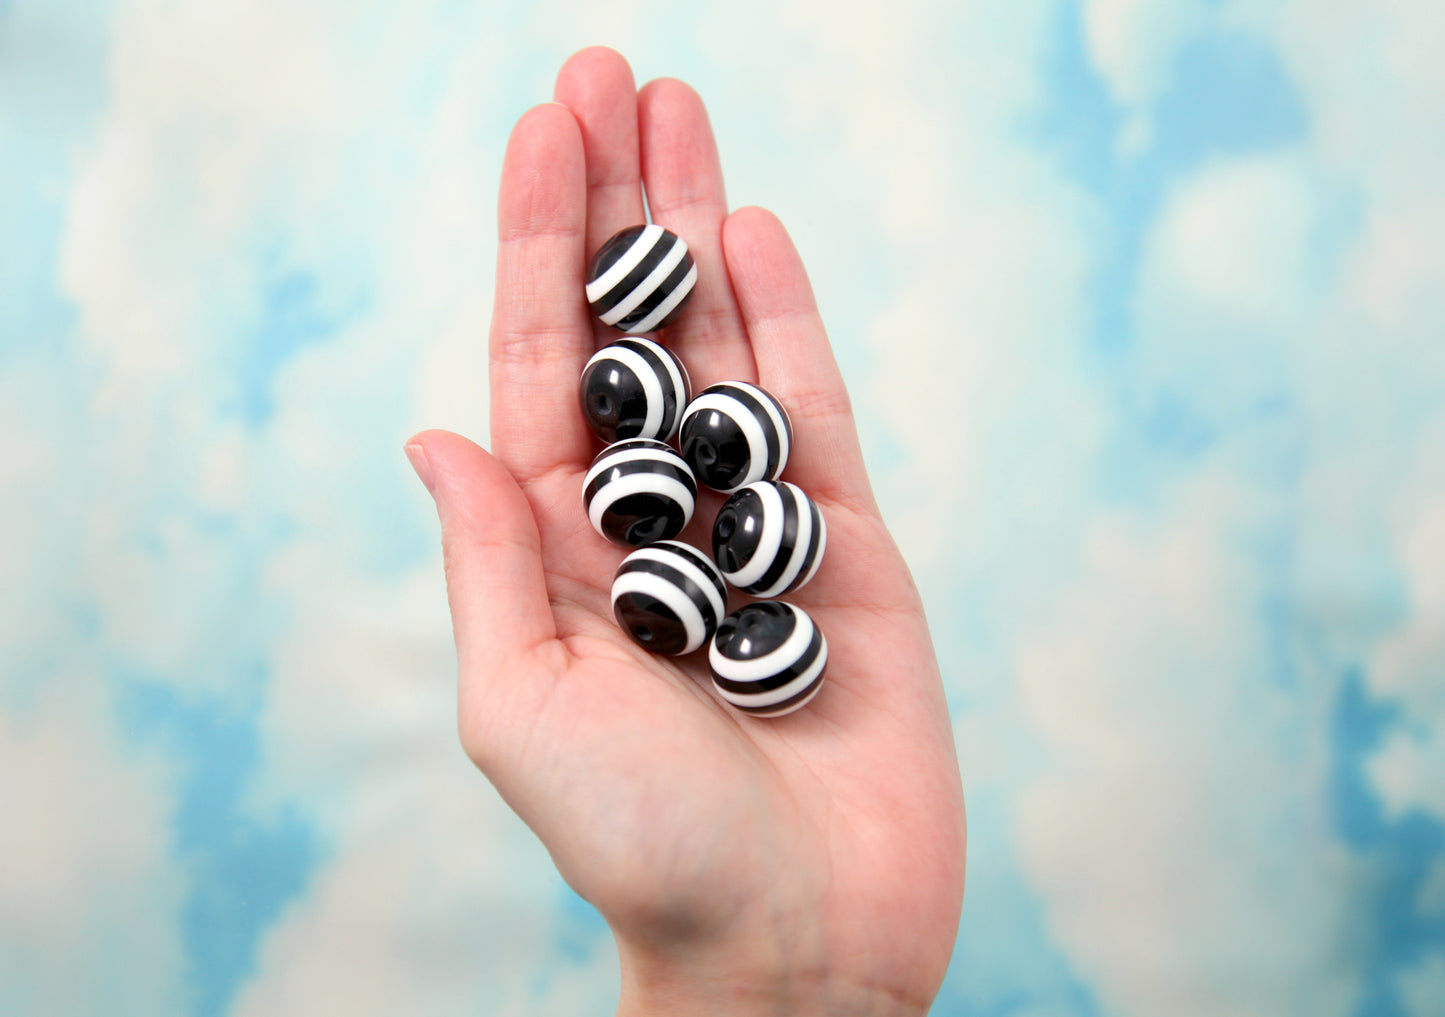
left=586, top=224, right=698, bottom=334
left=579, top=337, right=692, bottom=444
left=713, top=481, right=827, bottom=598
left=709, top=601, right=828, bottom=718
left=611, top=540, right=728, bottom=656
left=679, top=382, right=793, bottom=493
left=583, top=439, right=697, bottom=547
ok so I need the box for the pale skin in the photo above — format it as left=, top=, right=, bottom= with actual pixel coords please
left=405, top=47, right=966, bottom=1016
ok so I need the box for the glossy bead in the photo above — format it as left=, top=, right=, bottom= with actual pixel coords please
left=586, top=224, right=698, bottom=334
left=709, top=602, right=827, bottom=718
left=680, top=382, right=793, bottom=493
left=713, top=481, right=827, bottom=597
left=579, top=337, right=692, bottom=444
left=611, top=540, right=728, bottom=656
left=584, top=439, right=697, bottom=547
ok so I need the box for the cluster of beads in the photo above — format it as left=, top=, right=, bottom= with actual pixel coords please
left=581, top=225, right=829, bottom=718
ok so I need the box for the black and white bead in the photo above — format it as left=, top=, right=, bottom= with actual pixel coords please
left=586, top=224, right=698, bottom=334
left=679, top=382, right=793, bottom=493
left=713, top=481, right=826, bottom=597
left=579, top=337, right=691, bottom=444
left=709, top=601, right=827, bottom=718
left=611, top=540, right=728, bottom=656
left=583, top=439, right=697, bottom=547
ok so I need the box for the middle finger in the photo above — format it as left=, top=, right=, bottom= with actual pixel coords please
left=554, top=47, right=649, bottom=348
left=639, top=77, right=757, bottom=387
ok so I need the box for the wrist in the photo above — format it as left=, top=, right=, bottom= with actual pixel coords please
left=613, top=936, right=934, bottom=1017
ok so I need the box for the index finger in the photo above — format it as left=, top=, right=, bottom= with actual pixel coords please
left=489, top=102, right=594, bottom=482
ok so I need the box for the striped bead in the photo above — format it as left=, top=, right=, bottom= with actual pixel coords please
left=583, top=439, right=697, bottom=547
left=713, top=481, right=826, bottom=597
left=611, top=540, right=728, bottom=656
left=586, top=224, right=698, bottom=334
left=579, top=337, right=692, bottom=444
left=709, top=602, right=827, bottom=718
left=679, top=382, right=793, bottom=493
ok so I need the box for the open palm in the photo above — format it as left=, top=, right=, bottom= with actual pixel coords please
left=408, top=48, right=966, bottom=1015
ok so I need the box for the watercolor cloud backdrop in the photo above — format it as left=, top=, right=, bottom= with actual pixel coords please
left=2, top=1, right=1443, bottom=1015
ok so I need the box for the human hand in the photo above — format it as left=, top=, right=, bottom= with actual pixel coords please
left=406, top=47, right=966, bottom=1017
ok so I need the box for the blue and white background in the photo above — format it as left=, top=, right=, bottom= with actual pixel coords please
left=3, top=1, right=1443, bottom=1014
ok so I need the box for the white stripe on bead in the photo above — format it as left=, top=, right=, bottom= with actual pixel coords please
left=585, top=224, right=664, bottom=303
left=599, top=235, right=690, bottom=327
left=611, top=569, right=708, bottom=654
left=648, top=337, right=690, bottom=436
left=755, top=483, right=813, bottom=598
left=719, top=629, right=828, bottom=710
left=587, top=473, right=695, bottom=535
left=725, top=482, right=787, bottom=591
left=583, top=444, right=680, bottom=490
left=744, top=668, right=826, bottom=716
left=685, top=391, right=770, bottom=492
left=708, top=605, right=815, bottom=683
left=621, top=543, right=726, bottom=626
left=630, top=261, right=698, bottom=334
left=666, top=349, right=691, bottom=435
left=794, top=506, right=828, bottom=591
left=734, top=381, right=790, bottom=477
left=597, top=344, right=665, bottom=439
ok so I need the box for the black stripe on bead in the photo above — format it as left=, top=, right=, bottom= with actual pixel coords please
left=713, top=601, right=797, bottom=659
left=617, top=337, right=664, bottom=374
left=712, top=624, right=826, bottom=696
left=602, top=493, right=689, bottom=546
left=657, top=542, right=728, bottom=605
left=590, top=437, right=674, bottom=460
left=714, top=383, right=782, bottom=479
left=589, top=225, right=646, bottom=277
left=587, top=227, right=652, bottom=313
left=731, top=667, right=826, bottom=716
left=621, top=338, right=682, bottom=426
left=681, top=408, right=748, bottom=492
left=751, top=484, right=802, bottom=594
left=777, top=398, right=794, bottom=461
left=712, top=488, right=761, bottom=576
left=613, top=592, right=689, bottom=656
left=619, top=556, right=722, bottom=632
left=670, top=355, right=692, bottom=436
left=615, top=250, right=694, bottom=331
left=794, top=497, right=824, bottom=593
left=583, top=454, right=696, bottom=507
left=581, top=356, right=647, bottom=441
left=590, top=231, right=679, bottom=317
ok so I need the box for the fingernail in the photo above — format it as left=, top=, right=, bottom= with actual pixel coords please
left=405, top=442, right=435, bottom=496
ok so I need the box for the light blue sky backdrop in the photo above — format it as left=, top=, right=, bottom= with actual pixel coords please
left=2, top=1, right=1443, bottom=1014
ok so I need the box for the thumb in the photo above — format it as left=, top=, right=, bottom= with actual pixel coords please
left=405, top=428, right=557, bottom=683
